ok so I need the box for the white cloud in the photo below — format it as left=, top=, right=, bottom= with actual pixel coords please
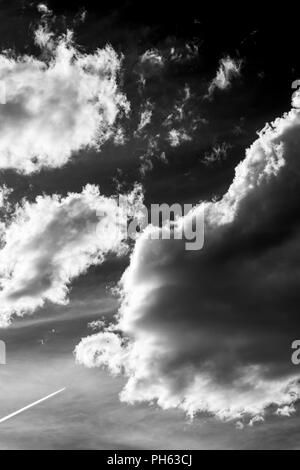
left=0, top=184, right=141, bottom=327
left=207, top=56, right=242, bottom=98
left=113, top=126, right=127, bottom=146
left=88, top=320, right=106, bottom=331
left=37, top=3, right=52, bottom=15
left=0, top=185, right=12, bottom=209
left=235, top=421, right=244, bottom=430
left=138, top=135, right=166, bottom=176
left=168, top=128, right=192, bottom=147
left=136, top=101, right=153, bottom=133
left=75, top=331, right=126, bottom=376
left=169, top=42, right=200, bottom=64
left=163, top=85, right=191, bottom=127
left=75, top=89, right=300, bottom=423
left=203, top=142, right=231, bottom=165
left=0, top=27, right=129, bottom=173
left=140, top=49, right=164, bottom=67
left=249, top=415, right=264, bottom=426
left=275, top=405, right=296, bottom=417
left=34, top=24, right=55, bottom=49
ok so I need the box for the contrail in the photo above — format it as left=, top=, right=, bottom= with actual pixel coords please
left=0, top=388, right=66, bottom=424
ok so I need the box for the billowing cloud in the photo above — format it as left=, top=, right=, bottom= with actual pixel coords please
left=0, top=184, right=141, bottom=327
left=0, top=25, right=129, bottom=173
left=207, top=56, right=242, bottom=98
left=76, top=88, right=300, bottom=423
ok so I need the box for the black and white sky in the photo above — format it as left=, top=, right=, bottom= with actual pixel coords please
left=0, top=0, right=300, bottom=449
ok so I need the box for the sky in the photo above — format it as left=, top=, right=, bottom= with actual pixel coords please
left=0, top=0, right=300, bottom=449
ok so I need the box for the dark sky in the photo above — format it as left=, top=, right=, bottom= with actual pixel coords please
left=0, top=0, right=300, bottom=449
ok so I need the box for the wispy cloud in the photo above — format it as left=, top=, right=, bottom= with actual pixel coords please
left=206, top=56, right=242, bottom=98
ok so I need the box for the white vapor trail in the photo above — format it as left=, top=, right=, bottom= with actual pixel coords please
left=0, top=388, right=66, bottom=424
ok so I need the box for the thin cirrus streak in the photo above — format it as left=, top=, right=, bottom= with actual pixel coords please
left=0, top=388, right=66, bottom=424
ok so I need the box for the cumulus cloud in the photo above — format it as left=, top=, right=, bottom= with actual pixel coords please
left=0, top=25, right=129, bottom=173
left=0, top=184, right=142, bottom=326
left=206, top=56, right=242, bottom=99
left=76, top=89, right=300, bottom=423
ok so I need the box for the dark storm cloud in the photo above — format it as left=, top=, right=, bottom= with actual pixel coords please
left=76, top=90, right=300, bottom=423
